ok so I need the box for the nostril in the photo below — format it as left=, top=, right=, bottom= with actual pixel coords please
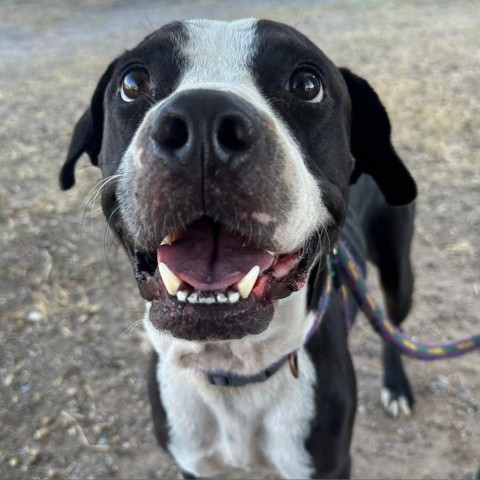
left=217, top=116, right=253, bottom=152
left=154, top=116, right=189, bottom=150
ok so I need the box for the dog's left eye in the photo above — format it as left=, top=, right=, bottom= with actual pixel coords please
left=287, top=68, right=324, bottom=102
left=120, top=69, right=151, bottom=102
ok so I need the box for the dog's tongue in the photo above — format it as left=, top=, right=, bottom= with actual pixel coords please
left=157, top=219, right=274, bottom=290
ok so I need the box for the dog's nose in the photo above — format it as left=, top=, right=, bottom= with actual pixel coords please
left=150, top=89, right=261, bottom=171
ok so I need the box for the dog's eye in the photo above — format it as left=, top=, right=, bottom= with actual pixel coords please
left=287, top=68, right=323, bottom=102
left=120, top=69, right=151, bottom=102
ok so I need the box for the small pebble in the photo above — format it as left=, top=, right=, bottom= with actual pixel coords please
left=34, top=427, right=49, bottom=441
left=48, top=468, right=62, bottom=479
left=27, top=448, right=41, bottom=465
left=27, top=311, right=45, bottom=322
left=429, top=375, right=450, bottom=395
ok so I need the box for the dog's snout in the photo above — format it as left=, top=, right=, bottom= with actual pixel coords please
left=149, top=89, right=261, bottom=170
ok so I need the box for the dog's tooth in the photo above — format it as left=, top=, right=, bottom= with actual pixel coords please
left=160, top=229, right=183, bottom=245
left=187, top=292, right=198, bottom=304
left=158, top=263, right=182, bottom=296
left=176, top=290, right=188, bottom=302
left=198, top=295, right=215, bottom=304
left=228, top=291, right=240, bottom=304
left=161, top=234, right=173, bottom=246
left=236, top=266, right=260, bottom=299
left=217, top=293, right=228, bottom=303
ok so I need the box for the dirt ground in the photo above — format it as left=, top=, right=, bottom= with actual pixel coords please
left=1, top=0, right=479, bottom=478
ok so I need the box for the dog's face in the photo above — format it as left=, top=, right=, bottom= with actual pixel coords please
left=61, top=19, right=415, bottom=344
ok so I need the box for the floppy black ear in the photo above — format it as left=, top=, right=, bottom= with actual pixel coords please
left=59, top=61, right=117, bottom=190
left=340, top=68, right=416, bottom=206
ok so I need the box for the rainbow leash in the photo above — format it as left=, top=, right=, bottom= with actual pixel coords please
left=332, top=240, right=480, bottom=360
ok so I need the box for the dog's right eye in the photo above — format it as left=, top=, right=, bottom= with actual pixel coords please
left=120, top=69, right=151, bottom=102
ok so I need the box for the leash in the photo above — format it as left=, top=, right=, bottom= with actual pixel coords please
left=334, top=240, right=480, bottom=360
left=207, top=241, right=480, bottom=388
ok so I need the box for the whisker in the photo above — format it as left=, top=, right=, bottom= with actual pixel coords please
left=103, top=205, right=122, bottom=264
left=140, top=13, right=155, bottom=35
left=82, top=208, right=104, bottom=220
left=81, top=173, right=122, bottom=233
left=120, top=319, right=144, bottom=339
left=105, top=231, right=121, bottom=271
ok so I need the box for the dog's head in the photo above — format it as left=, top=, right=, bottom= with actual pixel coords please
left=60, top=19, right=415, bottom=343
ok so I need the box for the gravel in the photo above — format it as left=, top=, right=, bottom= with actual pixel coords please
left=1, top=0, right=479, bottom=478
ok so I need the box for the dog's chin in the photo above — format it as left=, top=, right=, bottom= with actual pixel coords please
left=148, top=296, right=275, bottom=341
left=136, top=257, right=311, bottom=341
left=123, top=216, right=317, bottom=341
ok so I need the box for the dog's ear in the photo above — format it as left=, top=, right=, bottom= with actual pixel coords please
left=340, top=68, right=416, bottom=206
left=59, top=61, right=117, bottom=190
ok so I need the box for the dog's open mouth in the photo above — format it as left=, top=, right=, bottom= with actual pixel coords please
left=127, top=216, right=312, bottom=341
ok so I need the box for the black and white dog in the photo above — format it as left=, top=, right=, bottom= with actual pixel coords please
left=60, top=19, right=417, bottom=479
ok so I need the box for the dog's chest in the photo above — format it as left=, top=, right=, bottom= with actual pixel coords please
left=156, top=349, right=317, bottom=478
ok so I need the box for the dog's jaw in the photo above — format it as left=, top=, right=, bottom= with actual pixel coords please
left=144, top=286, right=316, bottom=375
left=122, top=219, right=321, bottom=341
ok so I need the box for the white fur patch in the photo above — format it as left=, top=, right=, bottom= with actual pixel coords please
left=179, top=19, right=329, bottom=253
left=145, top=287, right=317, bottom=477
left=380, top=387, right=412, bottom=418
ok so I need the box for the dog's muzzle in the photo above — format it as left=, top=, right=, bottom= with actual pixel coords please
left=116, top=89, right=321, bottom=341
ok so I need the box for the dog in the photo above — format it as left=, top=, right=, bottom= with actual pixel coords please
left=60, top=19, right=417, bottom=479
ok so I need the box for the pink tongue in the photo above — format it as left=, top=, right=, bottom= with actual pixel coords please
left=157, top=220, right=274, bottom=290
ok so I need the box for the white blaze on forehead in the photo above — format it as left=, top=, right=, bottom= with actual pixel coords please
left=177, top=19, right=329, bottom=253
left=180, top=19, right=258, bottom=88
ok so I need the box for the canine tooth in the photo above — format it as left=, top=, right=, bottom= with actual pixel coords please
left=187, top=292, right=198, bottom=304
left=159, top=263, right=182, bottom=296
left=228, top=291, right=240, bottom=304
left=160, top=230, right=183, bottom=245
left=236, top=266, right=260, bottom=298
left=217, top=293, right=228, bottom=303
left=176, top=290, right=188, bottom=302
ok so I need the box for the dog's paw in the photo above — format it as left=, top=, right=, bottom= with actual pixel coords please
left=380, top=387, right=412, bottom=418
